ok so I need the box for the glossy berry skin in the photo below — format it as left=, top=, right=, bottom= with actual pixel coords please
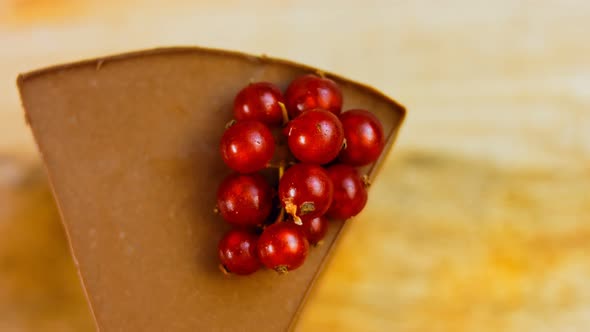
left=220, top=120, right=275, bottom=173
left=279, top=164, right=333, bottom=220
left=339, top=109, right=385, bottom=166
left=217, top=173, right=272, bottom=227
left=301, top=216, right=329, bottom=245
left=218, top=229, right=260, bottom=275
left=285, top=74, right=343, bottom=118
left=233, top=82, right=285, bottom=126
left=257, top=222, right=309, bottom=273
left=285, top=109, right=344, bottom=165
left=326, top=164, right=368, bottom=220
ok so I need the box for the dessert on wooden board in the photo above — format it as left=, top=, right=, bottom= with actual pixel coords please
left=17, top=47, right=405, bottom=331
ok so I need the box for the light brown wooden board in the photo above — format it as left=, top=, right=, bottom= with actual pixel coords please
left=17, top=47, right=405, bottom=331
left=4, top=1, right=590, bottom=331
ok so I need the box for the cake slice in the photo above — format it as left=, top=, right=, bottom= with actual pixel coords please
left=17, top=47, right=405, bottom=331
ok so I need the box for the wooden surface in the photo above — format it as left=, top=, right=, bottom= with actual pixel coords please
left=1, top=0, right=589, bottom=331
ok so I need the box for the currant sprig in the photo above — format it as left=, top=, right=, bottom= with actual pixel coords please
left=216, top=74, right=385, bottom=276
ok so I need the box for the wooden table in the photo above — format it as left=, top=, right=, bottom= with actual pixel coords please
left=1, top=1, right=589, bottom=331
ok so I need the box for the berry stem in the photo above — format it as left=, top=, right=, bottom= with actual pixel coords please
left=279, top=101, right=289, bottom=125
left=361, top=174, right=371, bottom=188
left=275, top=207, right=285, bottom=224
left=275, top=161, right=286, bottom=223
left=267, top=161, right=296, bottom=169
left=224, top=119, right=237, bottom=129
left=219, top=264, right=231, bottom=276
left=278, top=161, right=285, bottom=179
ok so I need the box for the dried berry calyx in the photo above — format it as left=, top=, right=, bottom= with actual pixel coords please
left=300, top=202, right=315, bottom=215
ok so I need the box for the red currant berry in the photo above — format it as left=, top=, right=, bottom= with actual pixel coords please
left=257, top=222, right=309, bottom=273
left=286, top=109, right=344, bottom=165
left=233, top=82, right=285, bottom=126
left=217, top=173, right=272, bottom=227
left=285, top=74, right=343, bottom=118
left=300, top=215, right=329, bottom=245
left=220, top=120, right=275, bottom=173
left=279, top=164, right=333, bottom=222
left=218, top=229, right=260, bottom=275
left=339, top=109, right=385, bottom=166
left=326, top=164, right=368, bottom=219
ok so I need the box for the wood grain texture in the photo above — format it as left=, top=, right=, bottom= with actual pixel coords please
left=1, top=0, right=589, bottom=331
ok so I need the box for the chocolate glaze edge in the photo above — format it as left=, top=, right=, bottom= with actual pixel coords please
left=17, top=46, right=406, bottom=118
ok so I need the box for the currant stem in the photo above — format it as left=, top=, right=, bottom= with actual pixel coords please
left=361, top=174, right=371, bottom=188
left=275, top=207, right=285, bottom=224
left=275, top=161, right=286, bottom=223
left=278, top=161, right=285, bottom=179
left=267, top=161, right=296, bottom=169
left=279, top=101, right=289, bottom=125
left=219, top=264, right=231, bottom=276
left=225, top=119, right=237, bottom=129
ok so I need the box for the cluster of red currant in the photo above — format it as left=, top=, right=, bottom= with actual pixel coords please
left=216, top=74, right=385, bottom=275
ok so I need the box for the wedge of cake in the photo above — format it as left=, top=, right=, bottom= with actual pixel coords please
left=17, top=47, right=405, bottom=331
